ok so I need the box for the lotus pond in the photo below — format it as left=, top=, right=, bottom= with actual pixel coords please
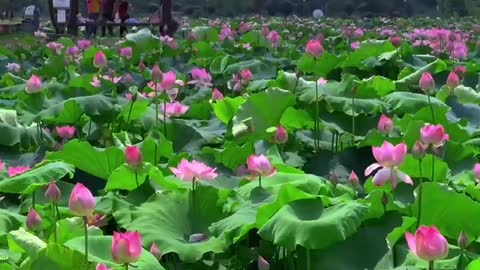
left=1, top=16, right=480, bottom=270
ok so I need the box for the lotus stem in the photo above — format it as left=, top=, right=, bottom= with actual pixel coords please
left=431, top=154, right=435, bottom=182
left=416, top=159, right=423, bottom=228
left=258, top=175, right=262, bottom=188
left=32, top=192, right=36, bottom=210
left=154, top=90, right=160, bottom=166
left=135, top=171, right=139, bottom=188
left=306, top=249, right=311, bottom=270
left=427, top=95, right=435, bottom=124
left=52, top=203, right=57, bottom=242
left=83, top=216, right=89, bottom=263
left=429, top=261, right=434, bottom=270
left=125, top=264, right=129, bottom=270
left=352, top=96, right=356, bottom=144
left=314, top=76, right=319, bottom=152
left=126, top=99, right=135, bottom=127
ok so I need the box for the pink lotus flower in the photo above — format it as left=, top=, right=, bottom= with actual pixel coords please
left=353, top=28, right=365, bottom=38
left=6, top=63, right=20, bottom=73
left=26, top=208, right=42, bottom=231
left=212, top=88, right=224, bottom=101
left=77, top=40, right=92, bottom=50
left=219, top=26, right=235, bottom=41
left=96, top=264, right=111, bottom=270
left=45, top=181, right=61, bottom=203
left=266, top=31, right=280, bottom=48
left=8, top=166, right=31, bottom=177
left=87, top=214, right=108, bottom=228
left=351, top=41, right=361, bottom=50
left=34, top=30, right=47, bottom=38
left=46, top=42, right=64, bottom=54
left=25, top=75, right=42, bottom=94
left=317, top=78, right=327, bottom=86
left=274, top=125, right=288, bottom=144
left=102, top=75, right=122, bottom=84
left=112, top=231, right=143, bottom=264
left=125, top=146, right=142, bottom=168
left=69, top=183, right=96, bottom=217
left=364, top=142, right=412, bottom=187
left=240, top=69, right=253, bottom=82
left=420, top=124, right=449, bottom=148
left=452, top=41, right=468, bottom=60
left=170, top=159, right=218, bottom=182
left=390, top=36, right=402, bottom=47
left=119, top=47, right=133, bottom=59
left=161, top=71, right=178, bottom=90
left=150, top=243, right=162, bottom=260
left=419, top=72, right=435, bottom=93
left=67, top=46, right=80, bottom=56
left=305, top=40, right=324, bottom=57
left=160, top=35, right=177, bottom=49
left=91, top=76, right=101, bottom=88
left=56, top=126, right=76, bottom=140
left=162, top=101, right=189, bottom=117
left=405, top=226, right=449, bottom=261
left=258, top=256, right=270, bottom=270
left=188, top=68, right=212, bottom=87
left=446, top=71, right=460, bottom=88
left=378, top=115, right=393, bottom=135
left=93, top=51, right=107, bottom=68
left=349, top=171, right=360, bottom=186
left=247, top=155, right=276, bottom=177
left=238, top=22, right=252, bottom=34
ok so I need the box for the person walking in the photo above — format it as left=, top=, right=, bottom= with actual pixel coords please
left=118, top=0, right=132, bottom=37
left=86, top=0, right=101, bottom=38
left=101, top=0, right=115, bottom=37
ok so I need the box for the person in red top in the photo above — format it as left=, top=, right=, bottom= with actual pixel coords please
left=118, top=0, right=132, bottom=37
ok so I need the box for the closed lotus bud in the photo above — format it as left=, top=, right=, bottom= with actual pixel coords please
left=446, top=71, right=460, bottom=89
left=111, top=231, right=143, bottom=264
left=458, top=231, right=469, bottom=249
left=329, top=171, right=339, bottom=185
left=93, top=51, right=107, bottom=68
left=405, top=226, right=449, bottom=261
left=474, top=163, right=480, bottom=180
left=26, top=208, right=42, bottom=231
left=68, top=183, right=96, bottom=217
left=96, top=264, right=110, bottom=270
left=412, top=141, right=427, bottom=160
left=419, top=72, right=435, bottom=93
left=151, top=64, right=163, bottom=83
left=390, top=36, right=402, bottom=47
left=45, top=181, right=61, bottom=203
left=125, top=146, right=142, bottom=168
left=377, top=114, right=393, bottom=135
left=274, top=125, right=288, bottom=144
left=25, top=75, right=42, bottom=94
left=150, top=243, right=162, bottom=260
left=212, top=88, right=224, bottom=101
left=348, top=171, right=359, bottom=186
left=119, top=47, right=132, bottom=59
left=258, top=256, right=270, bottom=270
left=138, top=61, right=146, bottom=73
left=305, top=39, right=324, bottom=57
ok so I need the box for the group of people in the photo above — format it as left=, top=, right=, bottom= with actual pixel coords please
left=86, top=0, right=132, bottom=38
